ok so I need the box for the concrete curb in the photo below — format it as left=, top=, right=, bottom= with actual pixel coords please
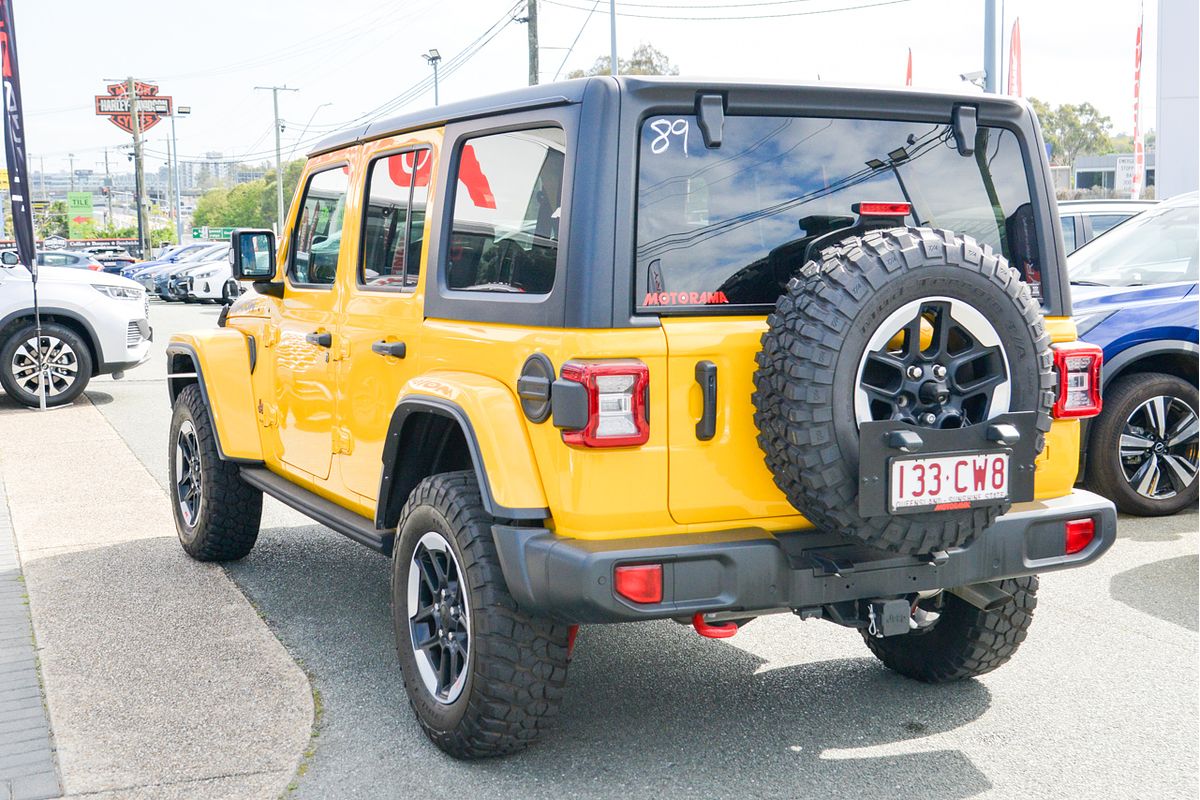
left=0, top=398, right=313, bottom=799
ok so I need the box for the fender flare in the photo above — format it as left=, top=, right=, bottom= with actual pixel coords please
left=378, top=395, right=549, bottom=526
left=1102, top=340, right=1199, bottom=388
left=166, top=339, right=262, bottom=463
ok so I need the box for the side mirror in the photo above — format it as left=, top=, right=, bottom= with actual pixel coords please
left=230, top=229, right=276, bottom=281
left=1, top=251, right=19, bottom=266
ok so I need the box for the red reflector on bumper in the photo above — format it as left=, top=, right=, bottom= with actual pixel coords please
left=1065, top=518, right=1095, bottom=554
left=614, top=563, right=663, bottom=604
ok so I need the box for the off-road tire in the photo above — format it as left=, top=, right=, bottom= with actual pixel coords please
left=753, top=227, right=1054, bottom=554
left=392, top=471, right=570, bottom=759
left=863, top=576, right=1038, bottom=682
left=0, top=321, right=93, bottom=408
left=169, top=384, right=262, bottom=560
left=1085, top=373, right=1199, bottom=516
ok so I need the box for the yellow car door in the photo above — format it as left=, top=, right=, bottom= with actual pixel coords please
left=268, top=159, right=356, bottom=481
left=335, top=135, right=440, bottom=502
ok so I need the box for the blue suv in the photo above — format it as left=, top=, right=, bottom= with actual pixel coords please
left=1072, top=193, right=1199, bottom=516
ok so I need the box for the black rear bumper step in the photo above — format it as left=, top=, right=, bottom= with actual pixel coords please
left=240, top=466, right=395, bottom=555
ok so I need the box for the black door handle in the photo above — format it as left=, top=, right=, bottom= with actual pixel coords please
left=695, top=360, right=717, bottom=441
left=371, top=340, right=407, bottom=359
left=306, top=331, right=332, bottom=348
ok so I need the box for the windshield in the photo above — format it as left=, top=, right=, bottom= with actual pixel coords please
left=635, top=114, right=1042, bottom=312
left=1069, top=200, right=1199, bottom=287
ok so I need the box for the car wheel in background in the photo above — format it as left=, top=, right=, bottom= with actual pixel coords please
left=169, top=384, right=263, bottom=560
left=1086, top=373, right=1199, bottom=515
left=0, top=322, right=93, bottom=408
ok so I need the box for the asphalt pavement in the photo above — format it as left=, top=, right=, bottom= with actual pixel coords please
left=72, top=300, right=1200, bottom=799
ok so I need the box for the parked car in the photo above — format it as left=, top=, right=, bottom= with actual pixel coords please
left=166, top=78, right=1115, bottom=759
left=121, top=243, right=215, bottom=280
left=1058, top=199, right=1157, bottom=253
left=0, top=250, right=150, bottom=407
left=1072, top=192, right=1199, bottom=515
left=2, top=249, right=106, bottom=272
left=82, top=245, right=138, bottom=274
left=135, top=244, right=227, bottom=297
left=181, top=259, right=239, bottom=304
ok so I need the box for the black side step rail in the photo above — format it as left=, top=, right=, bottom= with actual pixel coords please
left=239, top=466, right=396, bottom=555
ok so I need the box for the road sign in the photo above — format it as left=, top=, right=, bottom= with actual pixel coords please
left=95, top=81, right=173, bottom=134
left=192, top=226, right=234, bottom=240
left=67, top=192, right=94, bottom=238
left=1115, top=155, right=1136, bottom=195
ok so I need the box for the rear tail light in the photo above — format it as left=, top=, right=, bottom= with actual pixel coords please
left=614, top=563, right=662, bottom=604
left=559, top=359, right=649, bottom=447
left=1052, top=342, right=1103, bottom=418
left=1065, top=518, right=1095, bottom=554
left=853, top=201, right=912, bottom=217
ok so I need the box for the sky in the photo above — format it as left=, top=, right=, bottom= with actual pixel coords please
left=16, top=0, right=1157, bottom=174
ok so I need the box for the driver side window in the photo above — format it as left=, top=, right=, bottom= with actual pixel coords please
left=289, top=166, right=349, bottom=287
left=445, top=127, right=564, bottom=295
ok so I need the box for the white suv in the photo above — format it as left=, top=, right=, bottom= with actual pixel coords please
left=0, top=251, right=151, bottom=407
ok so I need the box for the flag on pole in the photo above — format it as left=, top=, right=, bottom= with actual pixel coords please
left=905, top=48, right=912, bottom=86
left=1131, top=5, right=1145, bottom=200
left=1007, top=18, right=1022, bottom=96
left=0, top=0, right=45, bottom=409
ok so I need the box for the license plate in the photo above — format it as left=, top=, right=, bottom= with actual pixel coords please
left=889, top=452, right=1009, bottom=513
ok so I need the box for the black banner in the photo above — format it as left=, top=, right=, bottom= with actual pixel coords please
left=1, top=0, right=35, bottom=274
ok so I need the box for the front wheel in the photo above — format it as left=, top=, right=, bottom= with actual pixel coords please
left=392, top=471, right=570, bottom=759
left=169, top=384, right=263, bottom=560
left=1085, top=373, right=1198, bottom=515
left=862, top=576, right=1038, bottom=682
left=0, top=322, right=93, bottom=408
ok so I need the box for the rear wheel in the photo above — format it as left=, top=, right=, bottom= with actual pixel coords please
left=1086, top=373, right=1198, bottom=515
left=392, top=471, right=570, bottom=759
left=863, top=576, right=1038, bottom=682
left=0, top=322, right=92, bottom=408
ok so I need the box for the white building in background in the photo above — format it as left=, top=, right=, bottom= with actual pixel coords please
left=1156, top=0, right=1199, bottom=199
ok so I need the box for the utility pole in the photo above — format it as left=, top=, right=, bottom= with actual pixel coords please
left=129, top=76, right=149, bottom=258
left=165, top=136, right=174, bottom=244
left=527, top=0, right=539, bottom=85
left=983, top=0, right=1000, bottom=93
left=68, top=153, right=75, bottom=192
left=255, top=85, right=298, bottom=234
left=170, top=106, right=189, bottom=243
left=38, top=155, right=44, bottom=201
left=103, top=148, right=113, bottom=228
left=609, top=0, right=618, bottom=76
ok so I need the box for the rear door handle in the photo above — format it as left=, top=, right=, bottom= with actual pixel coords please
left=305, top=331, right=332, bottom=348
left=695, top=360, right=717, bottom=441
left=371, top=340, right=407, bottom=359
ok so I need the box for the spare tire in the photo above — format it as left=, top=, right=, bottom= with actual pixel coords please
left=753, top=227, right=1054, bottom=555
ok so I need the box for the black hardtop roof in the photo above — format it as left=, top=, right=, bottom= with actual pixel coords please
left=308, top=75, right=1030, bottom=157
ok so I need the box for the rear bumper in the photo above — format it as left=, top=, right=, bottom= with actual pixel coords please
left=492, top=489, right=1117, bottom=624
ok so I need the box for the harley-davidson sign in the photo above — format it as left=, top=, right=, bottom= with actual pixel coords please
left=94, top=81, right=172, bottom=134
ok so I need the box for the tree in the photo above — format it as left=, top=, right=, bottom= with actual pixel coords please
left=1028, top=97, right=1112, bottom=167
left=566, top=43, right=680, bottom=79
left=36, top=201, right=69, bottom=238
left=192, top=158, right=305, bottom=228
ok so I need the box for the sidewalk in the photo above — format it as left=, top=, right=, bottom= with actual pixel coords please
left=0, top=399, right=312, bottom=799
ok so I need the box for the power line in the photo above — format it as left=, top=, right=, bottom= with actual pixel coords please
left=553, top=0, right=602, bottom=80
left=543, top=0, right=912, bottom=20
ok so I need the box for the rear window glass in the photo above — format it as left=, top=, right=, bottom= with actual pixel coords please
left=1088, top=213, right=1130, bottom=237
left=636, top=115, right=1041, bottom=312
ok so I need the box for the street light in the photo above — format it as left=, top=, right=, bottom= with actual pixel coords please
left=423, top=49, right=442, bottom=106
left=170, top=105, right=191, bottom=244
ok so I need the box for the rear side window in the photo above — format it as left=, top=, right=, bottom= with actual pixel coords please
left=290, top=166, right=349, bottom=287
left=1060, top=216, right=1077, bottom=252
left=360, top=148, right=432, bottom=290
left=445, top=127, right=565, bottom=295
left=636, top=115, right=1042, bottom=312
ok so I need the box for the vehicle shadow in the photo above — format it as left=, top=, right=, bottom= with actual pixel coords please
left=1109, top=554, right=1199, bottom=632
left=228, top=524, right=994, bottom=800
left=1115, top=510, right=1196, bottom=543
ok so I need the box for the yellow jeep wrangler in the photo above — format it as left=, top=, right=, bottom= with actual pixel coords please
left=167, top=78, right=1116, bottom=759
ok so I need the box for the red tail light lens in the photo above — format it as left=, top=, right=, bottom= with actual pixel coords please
left=559, top=359, right=649, bottom=447
left=1052, top=342, right=1103, bottom=418
left=614, top=563, right=662, bottom=604
left=1065, top=518, right=1095, bottom=554
left=854, top=201, right=912, bottom=216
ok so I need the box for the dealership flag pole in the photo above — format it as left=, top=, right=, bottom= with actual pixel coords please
left=0, top=0, right=45, bottom=409
left=905, top=48, right=912, bottom=86
left=1131, top=3, right=1144, bottom=200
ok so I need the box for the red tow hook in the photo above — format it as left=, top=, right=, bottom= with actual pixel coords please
left=566, top=625, right=580, bottom=660
left=691, top=613, right=738, bottom=639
